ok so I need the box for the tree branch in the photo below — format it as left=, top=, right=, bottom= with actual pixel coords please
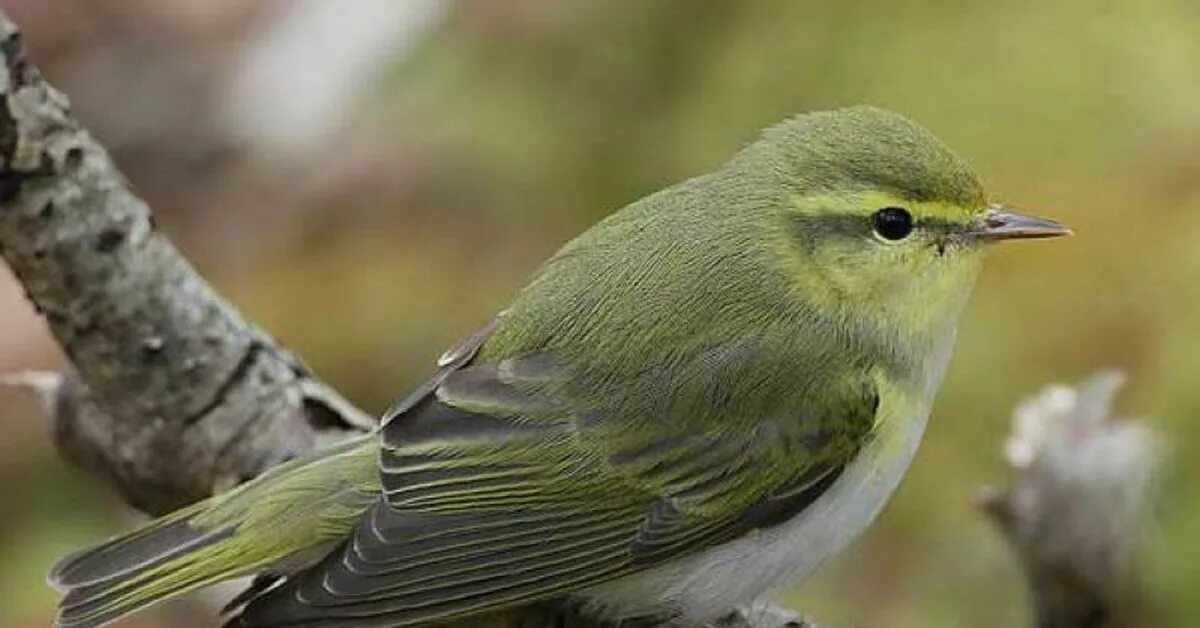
left=0, top=15, right=373, bottom=516
left=977, top=371, right=1163, bottom=628
left=0, top=10, right=802, bottom=628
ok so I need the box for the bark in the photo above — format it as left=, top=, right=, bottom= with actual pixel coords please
left=0, top=15, right=373, bottom=516
left=977, top=372, right=1163, bottom=628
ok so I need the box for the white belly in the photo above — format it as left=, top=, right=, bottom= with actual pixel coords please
left=578, top=404, right=930, bottom=623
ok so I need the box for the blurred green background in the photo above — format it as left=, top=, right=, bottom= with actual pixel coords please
left=1, top=1, right=1198, bottom=626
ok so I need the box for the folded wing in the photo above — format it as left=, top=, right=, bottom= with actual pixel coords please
left=232, top=339, right=876, bottom=627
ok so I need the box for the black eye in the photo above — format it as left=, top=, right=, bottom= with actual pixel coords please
left=872, top=207, right=914, bottom=241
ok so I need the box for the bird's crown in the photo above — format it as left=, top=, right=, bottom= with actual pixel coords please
left=735, top=105, right=986, bottom=216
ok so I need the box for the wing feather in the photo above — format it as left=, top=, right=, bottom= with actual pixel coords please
left=232, top=338, right=876, bottom=627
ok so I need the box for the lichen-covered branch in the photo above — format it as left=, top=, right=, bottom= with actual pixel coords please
left=0, top=10, right=801, bottom=628
left=0, top=14, right=374, bottom=516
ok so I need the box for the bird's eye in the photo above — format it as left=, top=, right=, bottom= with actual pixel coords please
left=872, top=207, right=914, bottom=241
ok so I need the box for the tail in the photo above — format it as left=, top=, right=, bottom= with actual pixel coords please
left=50, top=435, right=380, bottom=628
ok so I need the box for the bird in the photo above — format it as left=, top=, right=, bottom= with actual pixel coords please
left=49, top=106, right=1069, bottom=627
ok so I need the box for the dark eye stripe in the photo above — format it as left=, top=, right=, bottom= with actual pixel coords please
left=789, top=213, right=965, bottom=249
left=790, top=214, right=870, bottom=241
left=918, top=217, right=963, bottom=235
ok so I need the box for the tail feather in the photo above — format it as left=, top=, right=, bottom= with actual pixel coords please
left=50, top=435, right=380, bottom=627
left=50, top=502, right=223, bottom=590
left=52, top=510, right=239, bottom=627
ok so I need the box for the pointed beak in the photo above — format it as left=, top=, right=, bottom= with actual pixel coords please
left=974, top=206, right=1072, bottom=242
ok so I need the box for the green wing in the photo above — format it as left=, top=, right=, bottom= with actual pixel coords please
left=233, top=336, right=876, bottom=627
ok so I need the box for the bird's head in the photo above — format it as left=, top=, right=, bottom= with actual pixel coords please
left=735, top=106, right=1069, bottom=352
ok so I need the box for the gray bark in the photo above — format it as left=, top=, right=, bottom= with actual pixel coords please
left=0, top=10, right=802, bottom=628
left=0, top=15, right=373, bottom=516
left=977, top=372, right=1163, bottom=628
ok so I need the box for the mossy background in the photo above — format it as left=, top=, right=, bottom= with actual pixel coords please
left=1, top=1, right=1198, bottom=626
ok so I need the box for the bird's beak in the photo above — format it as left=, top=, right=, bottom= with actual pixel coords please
left=973, top=206, right=1072, bottom=242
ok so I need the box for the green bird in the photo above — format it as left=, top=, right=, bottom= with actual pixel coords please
left=50, top=106, right=1068, bottom=627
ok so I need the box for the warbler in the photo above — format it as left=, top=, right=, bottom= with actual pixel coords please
left=50, top=106, right=1068, bottom=627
